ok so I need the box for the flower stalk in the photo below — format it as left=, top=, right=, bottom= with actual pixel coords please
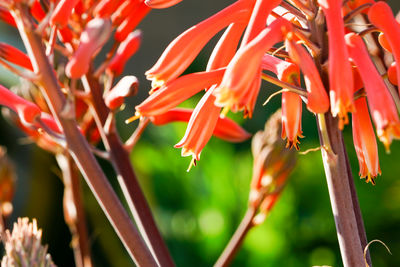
left=11, top=3, right=157, bottom=266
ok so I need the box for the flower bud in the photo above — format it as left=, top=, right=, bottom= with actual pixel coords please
left=66, top=18, right=112, bottom=78
left=107, top=30, right=142, bottom=76
left=50, top=0, right=80, bottom=27
left=104, top=76, right=139, bottom=110
left=0, top=42, right=33, bottom=71
left=249, top=110, right=296, bottom=208
left=0, top=85, right=41, bottom=125
left=145, top=0, right=183, bottom=9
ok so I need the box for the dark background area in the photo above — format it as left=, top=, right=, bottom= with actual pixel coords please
left=1, top=1, right=400, bottom=266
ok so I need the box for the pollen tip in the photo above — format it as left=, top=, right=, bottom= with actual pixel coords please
left=186, top=157, right=196, bottom=172
left=125, top=114, right=140, bottom=124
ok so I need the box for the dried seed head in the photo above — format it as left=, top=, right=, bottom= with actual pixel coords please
left=1, top=218, right=56, bottom=267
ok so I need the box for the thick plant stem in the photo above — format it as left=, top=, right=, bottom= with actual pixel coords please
left=12, top=4, right=157, bottom=266
left=214, top=207, right=257, bottom=267
left=56, top=154, right=93, bottom=267
left=317, top=113, right=367, bottom=267
left=81, top=74, right=174, bottom=267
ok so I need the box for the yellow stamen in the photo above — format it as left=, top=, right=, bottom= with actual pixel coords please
left=220, top=105, right=230, bottom=118
left=186, top=157, right=197, bottom=172
left=125, top=114, right=140, bottom=124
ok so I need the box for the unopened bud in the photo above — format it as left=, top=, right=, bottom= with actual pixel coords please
left=50, top=0, right=80, bottom=27
left=107, top=30, right=142, bottom=76
left=249, top=110, right=296, bottom=208
left=0, top=7, right=16, bottom=27
left=0, top=85, right=41, bottom=125
left=66, top=18, right=112, bottom=78
left=104, top=76, right=139, bottom=110
left=145, top=0, right=183, bottom=9
left=114, top=3, right=151, bottom=42
left=0, top=42, right=33, bottom=71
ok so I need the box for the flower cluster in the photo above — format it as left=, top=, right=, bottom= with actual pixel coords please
left=136, top=0, right=400, bottom=184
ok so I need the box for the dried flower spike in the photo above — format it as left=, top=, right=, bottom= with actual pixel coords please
left=1, top=218, right=56, bottom=267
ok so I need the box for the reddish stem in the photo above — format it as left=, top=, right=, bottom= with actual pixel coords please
left=12, top=4, right=157, bottom=266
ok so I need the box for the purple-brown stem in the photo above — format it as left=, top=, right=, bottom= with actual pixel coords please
left=11, top=4, right=157, bottom=266
left=81, top=74, right=174, bottom=267
left=56, top=153, right=93, bottom=267
left=317, top=113, right=366, bottom=267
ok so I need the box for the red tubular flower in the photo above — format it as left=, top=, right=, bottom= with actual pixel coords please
left=30, top=0, right=46, bottom=22
left=50, top=0, right=80, bottom=27
left=0, top=42, right=33, bottom=71
left=286, top=34, right=330, bottom=114
left=149, top=108, right=251, bottom=142
left=207, top=22, right=247, bottom=71
left=114, top=2, right=151, bottom=42
left=175, top=88, right=221, bottom=162
left=240, top=0, right=282, bottom=46
left=214, top=18, right=292, bottom=117
left=262, top=54, right=303, bottom=149
left=170, top=21, right=248, bottom=165
left=352, top=97, right=380, bottom=184
left=368, top=2, right=400, bottom=95
left=0, top=85, right=41, bottom=125
left=145, top=0, right=183, bottom=9
left=145, top=0, right=252, bottom=86
left=66, top=18, right=112, bottom=78
left=0, top=7, right=16, bottom=27
left=345, top=33, right=400, bottom=150
left=94, top=0, right=124, bottom=18
left=318, top=0, right=354, bottom=129
left=57, top=26, right=74, bottom=44
left=111, top=0, right=141, bottom=25
left=104, top=76, right=139, bottom=110
left=136, top=68, right=225, bottom=117
left=107, top=30, right=142, bottom=76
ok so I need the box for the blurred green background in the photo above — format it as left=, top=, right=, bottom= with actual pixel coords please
left=1, top=1, right=400, bottom=266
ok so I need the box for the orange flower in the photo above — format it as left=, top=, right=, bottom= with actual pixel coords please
left=318, top=0, right=354, bottom=129
left=368, top=1, right=400, bottom=95
left=135, top=68, right=225, bottom=117
left=214, top=18, right=292, bottom=117
left=262, top=54, right=303, bottom=149
left=149, top=108, right=251, bottom=143
left=145, top=0, right=252, bottom=86
left=175, top=88, right=221, bottom=163
left=240, top=0, right=282, bottom=46
left=346, top=32, right=400, bottom=151
left=352, top=97, right=380, bottom=184
left=285, top=34, right=330, bottom=114
left=145, top=0, right=183, bottom=9
left=172, top=22, right=248, bottom=165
